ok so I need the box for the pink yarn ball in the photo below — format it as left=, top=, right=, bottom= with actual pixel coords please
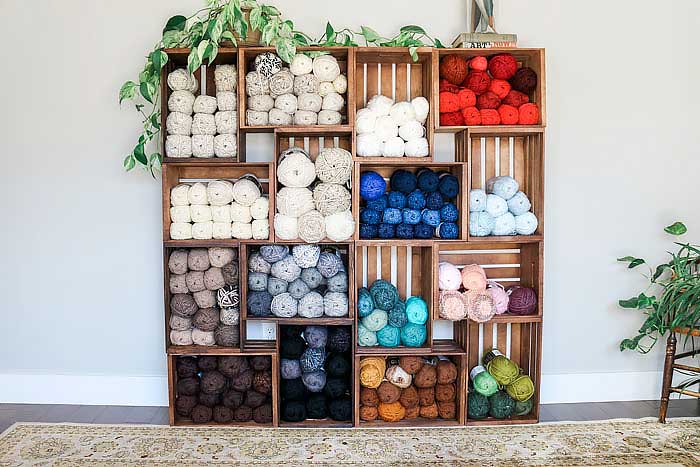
left=439, top=290, right=468, bottom=320
left=488, top=281, right=509, bottom=314
left=508, top=286, right=537, bottom=315
left=438, top=262, right=462, bottom=291
left=461, top=264, right=487, bottom=290
left=464, top=289, right=496, bottom=322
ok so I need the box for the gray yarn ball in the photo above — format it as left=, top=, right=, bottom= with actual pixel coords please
left=186, top=271, right=206, bottom=293
left=193, top=307, right=219, bottom=332
left=317, top=252, right=344, bottom=278
left=271, top=292, right=298, bottom=318
left=304, top=325, right=328, bottom=349
left=326, top=272, right=348, bottom=293
left=193, top=289, right=216, bottom=309
left=169, top=249, right=189, bottom=274
left=247, top=291, right=273, bottom=317
left=267, top=277, right=288, bottom=296
left=324, top=292, right=349, bottom=317
left=271, top=255, right=302, bottom=282
left=248, top=272, right=268, bottom=292
left=300, top=347, right=326, bottom=371
left=292, top=244, right=321, bottom=268
left=214, top=325, right=240, bottom=347
left=288, top=278, right=311, bottom=299
left=248, top=253, right=272, bottom=274
left=222, top=261, right=239, bottom=285
left=260, top=245, right=289, bottom=263
left=301, top=268, right=324, bottom=289
left=298, top=291, right=324, bottom=318
left=171, top=293, right=198, bottom=317
left=280, top=359, right=302, bottom=379
left=188, top=248, right=211, bottom=271
left=302, top=370, right=327, bottom=393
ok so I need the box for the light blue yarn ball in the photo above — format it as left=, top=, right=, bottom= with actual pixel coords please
left=515, top=212, right=539, bottom=235
left=362, top=309, right=389, bottom=332
left=405, top=296, right=429, bottom=325
left=469, top=189, right=487, bottom=212
left=400, top=323, right=427, bottom=347
left=507, top=191, right=532, bottom=216
left=470, top=211, right=495, bottom=237
left=487, top=176, right=519, bottom=201
left=492, top=212, right=516, bottom=236
left=376, top=325, right=401, bottom=347
left=485, top=194, right=508, bottom=218
left=358, top=322, right=378, bottom=346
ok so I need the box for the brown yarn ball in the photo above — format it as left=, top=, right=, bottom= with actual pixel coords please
left=417, top=387, right=435, bottom=406
left=214, top=325, right=239, bottom=347
left=205, top=267, right=226, bottom=291
left=186, top=271, right=206, bottom=293
left=198, top=392, right=221, bottom=408
left=169, top=249, right=189, bottom=274
left=250, top=356, right=272, bottom=371
left=171, top=293, right=198, bottom=317
left=253, top=403, right=273, bottom=424
left=253, top=371, right=273, bottom=395
left=198, top=356, right=218, bottom=371
left=213, top=405, right=234, bottom=423
left=177, top=377, right=200, bottom=396
left=399, top=386, right=419, bottom=409
left=404, top=405, right=420, bottom=419
left=191, top=404, right=213, bottom=423
left=175, top=395, right=198, bottom=417
left=360, top=387, right=380, bottom=407
left=193, top=289, right=216, bottom=308
left=360, top=405, right=379, bottom=421
left=435, top=383, right=456, bottom=402
left=222, top=389, right=244, bottom=409
left=234, top=405, right=253, bottom=422
left=414, top=364, right=437, bottom=388
left=399, top=356, right=424, bottom=375
left=437, top=360, right=458, bottom=384
left=218, top=356, right=249, bottom=378
left=200, top=371, right=226, bottom=394
left=419, top=402, right=439, bottom=419
left=193, top=307, right=219, bottom=332
left=510, top=67, right=538, bottom=94
left=377, top=381, right=402, bottom=404
left=222, top=261, right=240, bottom=285
left=378, top=401, right=406, bottom=422
left=176, top=357, right=198, bottom=378
left=438, top=401, right=456, bottom=419
left=188, top=248, right=211, bottom=271
left=245, top=390, right=267, bottom=409
left=231, top=369, right=254, bottom=391
left=170, top=274, right=188, bottom=294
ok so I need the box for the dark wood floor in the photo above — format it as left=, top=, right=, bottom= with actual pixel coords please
left=0, top=400, right=698, bottom=433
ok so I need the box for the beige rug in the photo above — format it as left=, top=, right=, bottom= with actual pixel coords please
left=0, top=418, right=698, bottom=466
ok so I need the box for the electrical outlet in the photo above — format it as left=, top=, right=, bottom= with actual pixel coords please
left=262, top=323, right=276, bottom=340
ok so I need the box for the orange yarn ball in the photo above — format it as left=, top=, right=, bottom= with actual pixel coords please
left=489, top=79, right=511, bottom=99
left=456, top=88, right=477, bottom=109
left=488, top=53, right=518, bottom=80
left=378, top=401, right=406, bottom=422
left=419, top=403, right=439, bottom=419
left=461, top=107, right=481, bottom=125
left=461, top=264, right=487, bottom=290
left=480, top=109, right=501, bottom=125
left=360, top=405, right=378, bottom=421
left=439, top=91, right=460, bottom=113
left=464, top=71, right=491, bottom=95
left=477, top=91, right=501, bottom=110
left=519, top=103, right=540, bottom=125
left=470, top=56, right=488, bottom=71
left=360, top=357, right=386, bottom=389
left=498, top=105, right=519, bottom=125
left=404, top=405, right=420, bottom=419
left=440, top=54, right=469, bottom=86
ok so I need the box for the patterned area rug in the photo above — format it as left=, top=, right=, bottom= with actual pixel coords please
left=0, top=418, right=699, bottom=466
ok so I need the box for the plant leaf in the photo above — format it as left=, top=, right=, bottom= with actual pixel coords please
left=400, top=25, right=426, bottom=35
left=187, top=48, right=202, bottom=73
left=249, top=6, right=263, bottom=30
left=276, top=37, right=296, bottom=63
left=325, top=22, right=336, bottom=43
left=163, top=15, right=187, bottom=34
left=652, top=263, right=669, bottom=281
left=665, top=222, right=687, bottom=235
left=620, top=336, right=642, bottom=351
left=434, top=38, right=445, bottom=48
left=123, top=154, right=136, bottom=171
left=408, top=46, right=419, bottom=62
left=619, top=297, right=639, bottom=309
left=629, top=258, right=645, bottom=268
left=262, top=5, right=280, bottom=16
left=139, top=81, right=154, bottom=104
left=150, top=50, right=168, bottom=71
left=361, top=26, right=381, bottom=43
left=221, top=30, right=236, bottom=44
left=133, top=143, right=147, bottom=165
left=119, top=81, right=137, bottom=104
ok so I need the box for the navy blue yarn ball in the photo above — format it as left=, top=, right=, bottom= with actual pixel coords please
left=440, top=203, right=459, bottom=222
left=390, top=169, right=417, bottom=194
left=396, top=223, right=414, bottom=239
left=426, top=192, right=445, bottom=210
left=382, top=208, right=402, bottom=225
left=360, top=208, right=381, bottom=225
left=439, top=222, right=459, bottom=239
left=387, top=191, right=407, bottom=209
left=360, top=224, right=378, bottom=239
left=378, top=223, right=396, bottom=239
left=366, top=194, right=388, bottom=211
left=414, top=223, right=434, bottom=239
left=406, top=190, right=426, bottom=210
left=360, top=171, right=387, bottom=201
left=402, top=208, right=421, bottom=225
left=438, top=174, right=460, bottom=198
left=421, top=209, right=441, bottom=227
left=417, top=169, right=439, bottom=192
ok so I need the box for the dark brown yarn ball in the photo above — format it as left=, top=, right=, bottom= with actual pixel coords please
left=437, top=360, right=458, bottom=384
left=250, top=355, right=272, bottom=371
left=218, top=356, right=249, bottom=378
left=414, top=364, right=437, bottom=388
left=191, top=404, right=213, bottom=424
left=417, top=387, right=435, bottom=406
left=231, top=369, right=254, bottom=392
left=360, top=387, right=380, bottom=407
left=177, top=377, right=200, bottom=396
left=177, top=357, right=199, bottom=378
left=233, top=405, right=253, bottom=422
left=253, top=403, right=273, bottom=424
left=436, top=383, right=456, bottom=402
left=222, top=389, right=244, bottom=409
left=360, top=405, right=378, bottom=421
left=198, top=356, right=218, bottom=371
left=193, top=307, right=219, bottom=332
left=438, top=401, right=456, bottom=419
left=253, top=371, right=273, bottom=395
left=198, top=392, right=221, bottom=408
left=399, top=386, right=419, bottom=409
left=171, top=293, right=198, bottom=317
left=405, top=405, right=420, bottom=419
left=510, top=67, right=538, bottom=94
left=399, top=356, right=424, bottom=375
left=245, top=390, right=267, bottom=409
left=222, top=261, right=239, bottom=285
left=214, top=325, right=240, bottom=347
left=200, top=371, right=226, bottom=394
left=175, top=394, right=198, bottom=417
left=377, top=381, right=402, bottom=404
left=213, top=405, right=234, bottom=423
left=420, top=402, right=439, bottom=419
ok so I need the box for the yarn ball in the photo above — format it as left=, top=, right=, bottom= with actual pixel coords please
left=370, top=279, right=398, bottom=311
left=489, top=390, right=516, bottom=419
left=248, top=252, right=271, bottom=274
left=440, top=111, right=464, bottom=126
left=357, top=287, right=375, bottom=317
left=291, top=244, right=320, bottom=268
left=304, top=325, right=328, bottom=349
left=276, top=187, right=314, bottom=217
left=360, top=406, right=378, bottom=421
left=515, top=212, right=538, bottom=235
left=399, top=356, right=424, bottom=375
left=282, top=401, right=306, bottom=422
left=325, top=210, right=355, bottom=242
left=386, top=365, right=412, bottom=389
left=298, top=210, right=326, bottom=243
left=480, top=108, right=501, bottom=125
left=177, top=376, right=200, bottom=397
left=313, top=183, right=351, bottom=216
left=414, top=223, right=434, bottom=239
left=391, top=172, right=417, bottom=196
left=399, top=386, right=419, bottom=409
left=280, top=359, right=302, bottom=380
left=277, top=149, right=316, bottom=188
left=273, top=214, right=299, bottom=240
left=301, top=267, right=323, bottom=289
left=377, top=325, right=401, bottom=347
left=358, top=323, right=378, bottom=347
left=467, top=189, right=487, bottom=213
left=468, top=392, right=490, bottom=419
left=511, top=67, right=538, bottom=94
left=378, top=401, right=405, bottom=422
left=281, top=378, right=305, bottom=402
left=508, top=286, right=537, bottom=315
left=425, top=192, right=444, bottom=211
left=417, top=170, right=439, bottom=193
left=297, top=291, right=323, bottom=318
left=247, top=291, right=273, bottom=317
left=405, top=191, right=426, bottom=211
left=506, top=374, right=535, bottom=402
left=485, top=194, right=508, bottom=218
left=287, top=278, right=311, bottom=300
left=254, top=52, right=282, bottom=78
left=438, top=174, right=460, bottom=199
left=396, top=223, right=414, bottom=239
left=465, top=289, right=496, bottom=322
left=469, top=211, right=494, bottom=237
left=438, top=400, right=457, bottom=419
left=248, top=272, right=268, bottom=292
left=280, top=335, right=306, bottom=360
left=359, top=223, right=378, bottom=239
left=491, top=212, right=515, bottom=236
left=217, top=356, right=247, bottom=378
left=329, top=397, right=352, bottom=421
left=377, top=380, right=402, bottom=404
left=305, top=394, right=328, bottom=420
left=175, top=395, right=198, bottom=417
left=518, top=103, right=540, bottom=125
left=501, top=89, right=529, bottom=109
left=487, top=355, right=520, bottom=386
left=403, top=137, right=428, bottom=157
left=271, top=293, right=298, bottom=318
left=214, top=325, right=240, bottom=347
left=315, top=147, right=352, bottom=184
left=439, top=290, right=468, bottom=320
left=405, top=297, right=428, bottom=325
left=388, top=301, right=408, bottom=328
left=253, top=404, right=273, bottom=424
left=440, top=203, right=459, bottom=223
left=477, top=91, right=501, bottom=110
left=411, top=96, right=430, bottom=123
left=400, top=323, right=427, bottom=347
left=271, top=255, right=302, bottom=282
left=489, top=79, right=512, bottom=100
left=506, top=191, right=531, bottom=216
left=363, top=309, right=389, bottom=332
left=438, top=222, right=459, bottom=240
left=489, top=53, right=518, bottom=80
left=514, top=398, right=534, bottom=416
left=300, top=346, right=327, bottom=373
left=327, top=272, right=348, bottom=293
left=233, top=405, right=253, bottom=422
left=317, top=251, right=343, bottom=278
left=360, top=387, right=380, bottom=407
left=302, top=370, right=327, bottom=393
left=403, top=208, right=422, bottom=225
left=324, top=291, right=349, bottom=317
left=191, top=405, right=213, bottom=424
left=360, top=171, right=387, bottom=201
left=360, top=208, right=381, bottom=226
left=399, top=120, right=425, bottom=141
left=383, top=208, right=402, bottom=225
left=253, top=372, right=273, bottom=395
left=267, top=277, right=288, bottom=296
left=465, top=71, right=491, bottom=95
left=171, top=293, right=197, bottom=317
left=487, top=176, right=519, bottom=201
left=326, top=354, right=350, bottom=378
left=437, top=360, right=458, bottom=384
left=498, top=104, right=519, bottom=125
left=440, top=54, right=469, bottom=85
left=231, top=369, right=254, bottom=392
left=488, top=282, right=510, bottom=314
left=469, top=56, right=488, bottom=71
left=328, top=327, right=351, bottom=353
left=360, top=357, right=386, bottom=388
left=439, top=91, right=460, bottom=113
left=366, top=194, right=388, bottom=211
left=414, top=363, right=437, bottom=388
left=324, top=377, right=348, bottom=399
left=232, top=178, right=261, bottom=207
left=387, top=191, right=407, bottom=209
left=461, top=264, right=487, bottom=290
left=438, top=262, right=462, bottom=291
left=200, top=370, right=226, bottom=394
left=250, top=356, right=271, bottom=371
left=356, top=133, right=382, bottom=157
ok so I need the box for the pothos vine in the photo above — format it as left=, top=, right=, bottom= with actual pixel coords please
left=119, top=0, right=444, bottom=176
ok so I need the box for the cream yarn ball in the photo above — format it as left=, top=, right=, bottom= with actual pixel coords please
left=298, top=93, right=322, bottom=112
left=231, top=221, right=253, bottom=239
left=192, top=135, right=215, bottom=158
left=170, top=223, right=193, bottom=240
left=313, top=54, right=340, bottom=82
left=318, top=110, right=341, bottom=125
left=217, top=91, right=237, bottom=111
left=293, top=74, right=320, bottom=95
left=276, top=187, right=314, bottom=217
left=232, top=177, right=261, bottom=206
left=252, top=219, right=269, bottom=239
left=294, top=110, right=318, bottom=126
left=274, top=213, right=299, bottom=240
left=290, top=53, right=313, bottom=76
left=207, top=180, right=234, bottom=206
left=269, top=108, right=293, bottom=125
left=167, top=68, right=196, bottom=91
left=248, top=94, right=274, bottom=112
left=230, top=202, right=252, bottom=223
left=246, top=110, right=269, bottom=126
left=322, top=92, right=344, bottom=112
left=191, top=205, right=212, bottom=222
left=389, top=101, right=416, bottom=126
left=324, top=210, right=355, bottom=241
left=374, top=115, right=399, bottom=140
left=214, top=64, right=237, bottom=92
left=404, top=137, right=429, bottom=157
left=192, top=221, right=214, bottom=239
left=411, top=96, right=430, bottom=123
left=168, top=90, right=195, bottom=114
left=367, top=94, right=394, bottom=116
left=166, top=112, right=192, bottom=136
left=188, top=182, right=208, bottom=205
left=315, top=147, right=352, bottom=184
left=193, top=95, right=217, bottom=114
left=333, top=74, right=348, bottom=94
left=192, top=328, right=216, bottom=346
left=277, top=148, right=316, bottom=188
left=250, top=196, right=269, bottom=219
left=211, top=205, right=231, bottom=223
left=319, top=82, right=335, bottom=97
left=275, top=94, right=298, bottom=114
left=213, top=222, right=232, bottom=239
left=214, top=134, right=236, bottom=158
left=192, top=113, right=216, bottom=135
left=356, top=108, right=378, bottom=134
left=245, top=71, right=270, bottom=96
left=171, top=184, right=190, bottom=206
left=381, top=137, right=405, bottom=158
left=356, top=133, right=382, bottom=157
left=166, top=135, right=192, bottom=158
left=298, top=210, right=326, bottom=243
left=269, top=69, right=294, bottom=97
left=170, top=206, right=191, bottom=223
left=215, top=111, right=237, bottom=134
left=399, top=121, right=425, bottom=141
left=170, top=329, right=193, bottom=346
left=313, top=183, right=351, bottom=216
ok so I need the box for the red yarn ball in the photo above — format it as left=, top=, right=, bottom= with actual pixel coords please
left=461, top=107, right=481, bottom=125
left=510, top=67, right=538, bottom=94
left=440, top=111, right=464, bottom=126
left=480, top=109, right=500, bottom=125
left=456, top=88, right=477, bottom=109
left=508, top=286, right=537, bottom=315
left=439, top=79, right=460, bottom=94
left=477, top=91, right=501, bottom=110
left=489, top=79, right=511, bottom=99
left=470, top=56, right=488, bottom=71
left=502, top=90, right=530, bottom=107
left=488, top=53, right=518, bottom=80
left=439, top=91, right=460, bottom=113
left=464, top=71, right=491, bottom=95
left=498, top=105, right=519, bottom=125
left=440, top=54, right=469, bottom=86
left=518, top=103, right=540, bottom=125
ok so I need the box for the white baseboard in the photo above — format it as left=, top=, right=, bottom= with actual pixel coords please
left=0, top=371, right=670, bottom=406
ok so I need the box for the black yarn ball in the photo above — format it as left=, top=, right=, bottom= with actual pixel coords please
left=175, top=395, right=198, bottom=417
left=324, top=378, right=348, bottom=399
left=198, top=392, right=221, bottom=408
left=198, top=356, right=218, bottom=371
left=282, top=378, right=306, bottom=401
left=328, top=397, right=352, bottom=421
left=191, top=404, right=213, bottom=424
left=177, top=377, right=200, bottom=396
left=306, top=394, right=328, bottom=419
left=282, top=401, right=307, bottom=422
left=177, top=357, right=199, bottom=378
left=280, top=335, right=306, bottom=359
left=281, top=325, right=305, bottom=339
left=328, top=327, right=352, bottom=353
left=222, top=389, right=244, bottom=409
left=245, top=390, right=267, bottom=409
left=325, top=354, right=350, bottom=377
left=250, top=355, right=272, bottom=371
left=213, top=405, right=234, bottom=423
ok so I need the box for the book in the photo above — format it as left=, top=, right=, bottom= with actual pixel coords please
left=452, top=32, right=518, bottom=49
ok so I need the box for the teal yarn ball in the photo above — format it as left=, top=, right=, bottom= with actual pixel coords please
left=507, top=191, right=531, bottom=216
left=357, top=287, right=375, bottom=318
left=492, top=212, right=516, bottom=236
left=405, top=297, right=428, bottom=325
left=377, top=325, right=401, bottom=347
left=357, top=322, right=378, bottom=347
left=469, top=211, right=494, bottom=237
left=487, top=176, right=519, bottom=201
left=468, top=392, right=490, bottom=419
left=515, top=212, right=538, bottom=235
left=469, top=189, right=487, bottom=212
left=388, top=300, right=408, bottom=328
left=400, top=323, right=427, bottom=347
left=370, top=279, right=398, bottom=311
left=362, top=309, right=388, bottom=332
left=489, top=391, right=516, bottom=419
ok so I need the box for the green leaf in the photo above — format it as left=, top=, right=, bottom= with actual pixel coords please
left=361, top=26, right=381, bottom=43
left=150, top=113, right=161, bottom=130
left=325, top=22, right=336, bottom=42
left=636, top=293, right=654, bottom=309
left=629, top=258, right=645, bottom=269
left=119, top=81, right=137, bottom=104
left=261, top=19, right=278, bottom=45
left=276, top=37, right=296, bottom=64
left=400, top=25, right=427, bottom=35
left=221, top=30, right=237, bottom=44
left=434, top=38, right=445, bottom=48
left=249, top=6, right=263, bottom=30
left=665, top=222, right=687, bottom=236
left=279, top=20, right=293, bottom=39
left=197, top=39, right=210, bottom=62
left=123, top=154, right=136, bottom=171
left=139, top=81, right=155, bottom=104
left=408, top=46, right=419, bottom=62
left=617, top=256, right=645, bottom=268
left=163, top=15, right=187, bottom=34
left=210, top=17, right=224, bottom=44
left=162, top=30, right=185, bottom=48
left=133, top=143, right=147, bottom=165
left=262, top=5, right=281, bottom=16
left=620, top=335, right=642, bottom=352
left=150, top=50, right=168, bottom=71
left=652, top=263, right=669, bottom=281
left=619, top=297, right=639, bottom=309
left=188, top=48, right=202, bottom=73
left=293, top=32, right=309, bottom=46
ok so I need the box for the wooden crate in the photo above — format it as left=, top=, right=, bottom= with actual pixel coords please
left=433, top=48, right=546, bottom=132
left=354, top=353, right=467, bottom=427
left=353, top=162, right=467, bottom=241
left=167, top=353, right=279, bottom=426
left=162, top=162, right=275, bottom=244
left=240, top=242, right=355, bottom=325
left=460, top=128, right=544, bottom=242
left=354, top=47, right=435, bottom=162
left=161, top=48, right=244, bottom=163
left=238, top=47, right=354, bottom=133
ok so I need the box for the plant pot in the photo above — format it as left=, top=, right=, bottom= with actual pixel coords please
left=236, top=7, right=261, bottom=46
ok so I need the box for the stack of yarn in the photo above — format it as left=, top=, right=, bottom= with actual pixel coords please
left=438, top=261, right=502, bottom=322
left=469, top=175, right=538, bottom=237
left=357, top=279, right=428, bottom=348
left=356, top=94, right=430, bottom=158
left=359, top=356, right=458, bottom=422
left=168, top=248, right=240, bottom=347
left=166, top=65, right=238, bottom=158
left=174, top=355, right=273, bottom=424
left=169, top=178, right=269, bottom=240
left=274, top=146, right=354, bottom=242
left=246, top=245, right=349, bottom=319
left=438, top=53, right=540, bottom=126
left=245, top=52, right=348, bottom=126
left=359, top=168, right=460, bottom=239
left=468, top=349, right=535, bottom=420
left=280, top=326, right=352, bottom=422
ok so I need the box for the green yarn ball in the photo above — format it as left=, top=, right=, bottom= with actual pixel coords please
left=357, top=287, right=375, bottom=318
left=514, top=398, right=533, bottom=416
left=400, top=323, right=427, bottom=347
left=358, top=322, right=378, bottom=347
left=388, top=300, right=408, bottom=328
left=362, top=309, right=388, bottom=332
left=506, top=375, right=535, bottom=402
left=376, top=325, right=401, bottom=347
left=488, top=391, right=515, bottom=419
left=370, top=279, right=398, bottom=311
left=472, top=368, right=499, bottom=397
left=487, top=355, right=520, bottom=386
left=405, top=296, right=428, bottom=325
left=467, top=392, right=490, bottom=419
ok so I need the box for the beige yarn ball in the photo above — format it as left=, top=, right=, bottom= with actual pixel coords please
left=313, top=183, right=351, bottom=216
left=245, top=70, right=270, bottom=96
left=204, top=267, right=226, bottom=290
left=333, top=74, right=348, bottom=94
left=215, top=111, right=237, bottom=134
left=231, top=222, right=253, bottom=240
left=276, top=187, right=314, bottom=217
left=169, top=249, right=189, bottom=274
left=290, top=53, right=313, bottom=76
left=269, top=69, right=294, bottom=97
left=186, top=270, right=205, bottom=292
left=167, top=68, right=196, bottom=92
left=214, top=134, right=236, bottom=158
left=169, top=274, right=188, bottom=294
left=193, top=96, right=217, bottom=114
left=273, top=213, right=299, bottom=240
left=170, top=223, right=192, bottom=240
left=313, top=55, right=340, bottom=82
left=324, top=210, right=355, bottom=241
left=166, top=112, right=192, bottom=135
left=232, top=177, right=261, bottom=206
left=194, top=289, right=216, bottom=308
left=269, top=108, right=293, bottom=125
left=322, top=92, right=344, bottom=112
left=220, top=307, right=240, bottom=326
left=192, top=113, right=216, bottom=135
left=315, top=147, right=352, bottom=184
left=170, top=329, right=193, bottom=346
left=209, top=247, right=235, bottom=267
left=298, top=93, right=322, bottom=112
left=246, top=110, right=269, bottom=126
left=212, top=222, right=232, bottom=239
left=250, top=196, right=269, bottom=219
left=191, top=328, right=216, bottom=346
left=252, top=219, right=269, bottom=239
left=166, top=135, right=193, bottom=158
left=207, top=180, right=234, bottom=206
left=170, top=206, right=191, bottom=223
left=169, top=313, right=192, bottom=331
left=249, top=94, right=274, bottom=112
left=190, top=205, right=212, bottom=223
left=192, top=222, right=214, bottom=240
left=170, top=184, right=190, bottom=206
left=293, top=74, right=319, bottom=95
left=297, top=210, right=326, bottom=243
left=211, top=205, right=231, bottom=223
left=318, top=110, right=342, bottom=125
left=318, top=82, right=335, bottom=98
left=192, top=135, right=215, bottom=158
left=168, top=90, right=195, bottom=114
left=214, top=64, right=237, bottom=92
left=294, top=110, right=318, bottom=126
left=188, top=248, right=211, bottom=271
left=230, top=202, right=252, bottom=223
left=217, top=91, right=237, bottom=111
left=278, top=148, right=316, bottom=188
left=188, top=182, right=207, bottom=205
left=274, top=94, right=298, bottom=114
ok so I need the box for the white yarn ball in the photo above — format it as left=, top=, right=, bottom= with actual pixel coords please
left=275, top=93, right=298, bottom=113
left=356, top=108, right=377, bottom=134
left=515, top=212, right=538, bottom=235
left=367, top=95, right=394, bottom=116
left=411, top=96, right=430, bottom=123
left=315, top=147, right=352, bottom=184
left=170, top=206, right=191, bottom=223
left=389, top=102, right=416, bottom=126
left=250, top=196, right=269, bottom=219
left=404, top=137, right=429, bottom=157
left=322, top=92, right=344, bottom=112
left=207, top=180, right=234, bottom=206
left=170, top=223, right=193, bottom=240
left=214, top=64, right=237, bottom=92
left=248, top=94, right=274, bottom=112
left=318, top=110, right=342, bottom=125
left=214, top=134, right=237, bottom=158
left=211, top=205, right=232, bottom=223
left=313, top=182, right=351, bottom=215
left=318, top=82, right=335, bottom=97
left=188, top=182, right=208, bottom=205
left=215, top=111, right=237, bottom=134
left=438, top=262, right=463, bottom=290
left=192, top=135, right=215, bottom=158
left=168, top=90, right=195, bottom=114
left=298, top=93, right=322, bottom=112
left=492, top=212, right=516, bottom=236
left=166, top=112, right=192, bottom=136
left=171, top=184, right=190, bottom=206
left=469, top=189, right=487, bottom=212
left=191, top=205, right=212, bottom=222
left=230, top=202, right=252, bottom=223
left=192, top=221, right=214, bottom=240
left=487, top=176, right=519, bottom=201
left=252, top=219, right=270, bottom=239
left=294, top=110, right=318, bottom=126
left=274, top=213, right=299, bottom=240
left=246, top=110, right=269, bottom=126
left=333, top=74, right=348, bottom=94
left=232, top=178, right=261, bottom=206
left=276, top=187, right=314, bottom=217
left=381, top=136, right=405, bottom=158
left=166, top=135, right=192, bottom=158
left=374, top=115, right=399, bottom=141
left=191, top=113, right=216, bottom=135
left=269, top=69, right=294, bottom=97
left=217, top=91, right=237, bottom=111
left=167, top=69, right=196, bottom=91
left=170, top=329, right=193, bottom=346
left=398, top=121, right=425, bottom=141
left=193, top=95, right=217, bottom=114
left=485, top=194, right=508, bottom=218
left=278, top=150, right=316, bottom=188
left=290, top=54, right=313, bottom=76
left=245, top=70, right=270, bottom=96
left=324, top=210, right=355, bottom=241
left=313, top=54, right=340, bottom=82
left=269, top=108, right=293, bottom=125
left=293, top=74, right=320, bottom=95
left=356, top=133, right=382, bottom=157
left=231, top=222, right=253, bottom=240
left=298, top=210, right=326, bottom=243
left=507, top=191, right=532, bottom=216
left=213, top=222, right=233, bottom=239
